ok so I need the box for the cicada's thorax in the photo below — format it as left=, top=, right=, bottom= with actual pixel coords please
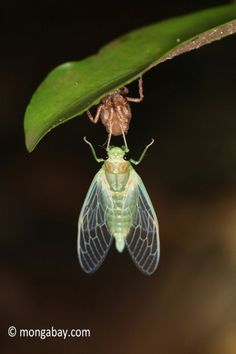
left=104, top=159, right=129, bottom=192
left=100, top=92, right=132, bottom=136
left=101, top=147, right=137, bottom=252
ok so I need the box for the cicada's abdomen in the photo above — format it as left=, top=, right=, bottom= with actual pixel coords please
left=102, top=157, right=137, bottom=252
left=106, top=192, right=136, bottom=252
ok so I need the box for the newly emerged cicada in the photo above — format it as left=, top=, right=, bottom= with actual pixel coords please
left=77, top=137, right=160, bottom=275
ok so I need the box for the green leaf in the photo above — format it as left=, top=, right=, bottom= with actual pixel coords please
left=24, top=4, right=236, bottom=152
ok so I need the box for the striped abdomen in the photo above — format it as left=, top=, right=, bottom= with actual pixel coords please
left=102, top=160, right=137, bottom=252
left=105, top=182, right=137, bottom=252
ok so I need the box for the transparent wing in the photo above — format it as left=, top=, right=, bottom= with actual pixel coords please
left=125, top=173, right=160, bottom=275
left=77, top=171, right=113, bottom=273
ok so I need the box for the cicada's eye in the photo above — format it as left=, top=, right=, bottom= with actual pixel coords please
left=104, top=155, right=109, bottom=160
left=123, top=153, right=130, bottom=161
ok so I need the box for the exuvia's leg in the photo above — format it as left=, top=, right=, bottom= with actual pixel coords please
left=83, top=137, right=104, bottom=163
left=126, top=76, right=144, bottom=103
left=130, top=138, right=154, bottom=165
left=106, top=108, right=115, bottom=150
left=121, top=129, right=129, bottom=153
left=106, top=123, right=112, bottom=150
left=115, top=107, right=129, bottom=152
left=87, top=105, right=103, bottom=124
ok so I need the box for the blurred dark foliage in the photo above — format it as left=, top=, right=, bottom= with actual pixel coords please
left=0, top=0, right=236, bottom=353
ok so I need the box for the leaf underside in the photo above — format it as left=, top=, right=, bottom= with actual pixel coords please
left=24, top=4, right=236, bottom=152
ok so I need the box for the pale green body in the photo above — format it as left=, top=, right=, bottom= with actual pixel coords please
left=100, top=161, right=137, bottom=252
left=78, top=138, right=159, bottom=275
left=83, top=142, right=154, bottom=252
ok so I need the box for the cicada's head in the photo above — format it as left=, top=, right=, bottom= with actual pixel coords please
left=107, top=146, right=125, bottom=158
left=105, top=146, right=129, bottom=174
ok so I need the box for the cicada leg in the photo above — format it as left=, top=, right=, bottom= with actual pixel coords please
left=84, top=137, right=104, bottom=163
left=130, top=139, right=154, bottom=165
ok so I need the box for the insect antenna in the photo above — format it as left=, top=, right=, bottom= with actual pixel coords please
left=98, top=140, right=109, bottom=159
left=98, top=142, right=107, bottom=150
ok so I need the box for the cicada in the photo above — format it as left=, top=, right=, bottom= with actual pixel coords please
left=77, top=137, right=160, bottom=275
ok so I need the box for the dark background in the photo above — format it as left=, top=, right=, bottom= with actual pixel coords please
left=1, top=0, right=236, bottom=353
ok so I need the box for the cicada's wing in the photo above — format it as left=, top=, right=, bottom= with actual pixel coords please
left=78, top=171, right=113, bottom=273
left=125, top=173, right=160, bottom=275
